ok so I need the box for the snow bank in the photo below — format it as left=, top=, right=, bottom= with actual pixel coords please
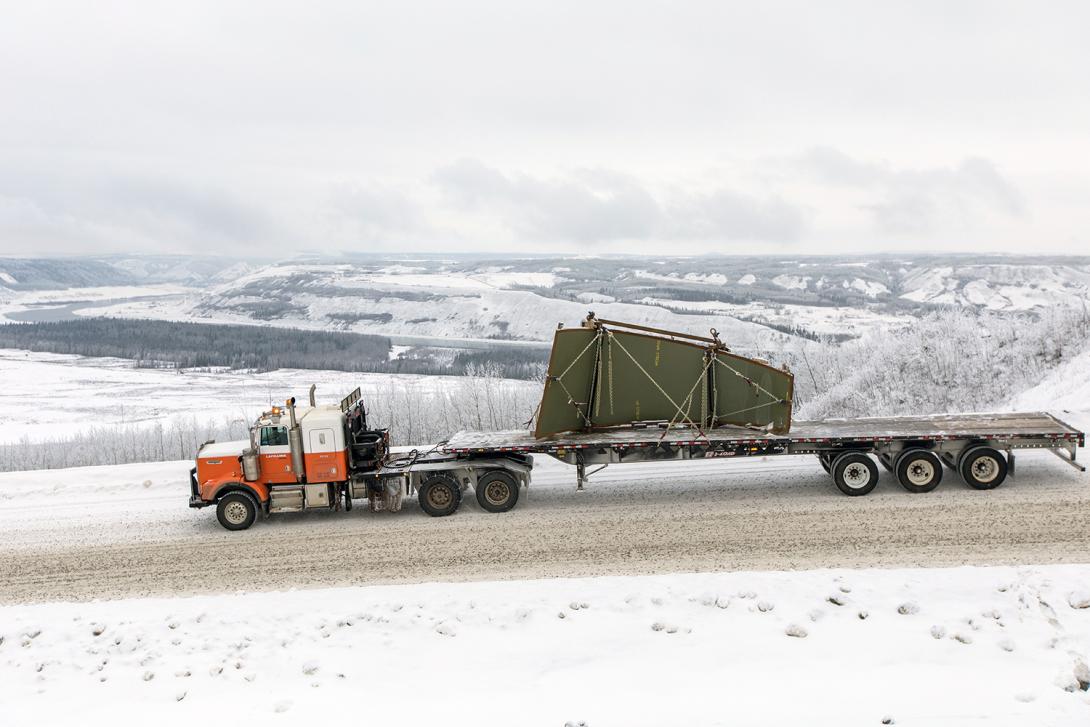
left=3, top=565, right=1089, bottom=726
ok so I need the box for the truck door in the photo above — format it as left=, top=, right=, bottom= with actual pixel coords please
left=258, top=425, right=296, bottom=483
left=306, top=427, right=340, bottom=482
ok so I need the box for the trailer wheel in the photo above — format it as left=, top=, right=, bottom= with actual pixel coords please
left=216, top=491, right=258, bottom=531
left=959, top=446, right=1007, bottom=490
left=475, top=470, right=520, bottom=513
left=418, top=473, right=462, bottom=517
left=895, top=449, right=943, bottom=493
left=831, top=452, right=879, bottom=496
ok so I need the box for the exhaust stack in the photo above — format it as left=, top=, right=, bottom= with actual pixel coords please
left=285, top=397, right=306, bottom=481
left=309, top=384, right=317, bottom=407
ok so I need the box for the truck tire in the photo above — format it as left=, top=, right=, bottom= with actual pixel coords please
left=475, top=470, right=520, bottom=513
left=831, top=452, right=879, bottom=496
left=216, top=491, right=258, bottom=531
left=895, top=449, right=943, bottom=493
left=959, top=446, right=1007, bottom=490
left=418, top=473, right=462, bottom=517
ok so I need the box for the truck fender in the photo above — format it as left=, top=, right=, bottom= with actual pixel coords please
left=208, top=479, right=270, bottom=505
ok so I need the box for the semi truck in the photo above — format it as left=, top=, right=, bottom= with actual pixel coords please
left=189, top=316, right=1086, bottom=530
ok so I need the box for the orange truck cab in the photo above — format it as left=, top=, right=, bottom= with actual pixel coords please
left=189, top=389, right=390, bottom=529
left=188, top=386, right=531, bottom=531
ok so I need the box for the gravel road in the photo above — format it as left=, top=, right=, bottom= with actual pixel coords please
left=2, top=449, right=1088, bottom=605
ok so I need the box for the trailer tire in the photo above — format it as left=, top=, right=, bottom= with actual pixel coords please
left=418, top=473, right=462, bottom=517
left=895, top=449, right=943, bottom=493
left=216, top=491, right=258, bottom=531
left=475, top=470, right=520, bottom=513
left=831, top=452, right=879, bottom=496
left=959, top=446, right=1007, bottom=490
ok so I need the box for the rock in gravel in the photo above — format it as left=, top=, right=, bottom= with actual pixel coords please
left=651, top=622, right=665, bottom=632
left=1074, top=660, right=1090, bottom=691
left=757, top=601, right=775, bottom=613
left=952, top=633, right=973, bottom=645
left=897, top=602, right=919, bottom=616
left=930, top=625, right=946, bottom=639
left=302, top=661, right=319, bottom=676
left=175, top=691, right=186, bottom=702
left=997, top=638, right=1016, bottom=652
left=881, top=716, right=895, bottom=725
left=142, top=671, right=154, bottom=681
left=274, top=700, right=293, bottom=713
left=1067, top=592, right=1090, bottom=609
left=557, top=612, right=566, bottom=619
left=827, top=595, right=846, bottom=606
left=858, top=610, right=869, bottom=620
left=785, top=624, right=808, bottom=638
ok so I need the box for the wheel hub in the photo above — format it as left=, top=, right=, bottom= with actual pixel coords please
left=428, top=486, right=452, bottom=507
left=843, top=464, right=870, bottom=487
left=971, top=456, right=999, bottom=483
left=906, top=460, right=935, bottom=485
left=224, top=501, right=248, bottom=524
left=485, top=481, right=510, bottom=504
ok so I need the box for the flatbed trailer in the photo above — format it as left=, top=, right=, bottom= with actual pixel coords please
left=425, top=411, right=1084, bottom=499
left=187, top=317, right=1086, bottom=529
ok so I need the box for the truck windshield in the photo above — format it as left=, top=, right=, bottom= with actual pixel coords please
left=260, top=426, right=289, bottom=446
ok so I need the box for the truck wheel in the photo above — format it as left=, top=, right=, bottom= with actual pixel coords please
left=959, top=446, right=1007, bottom=490
left=475, top=470, right=520, bottom=513
left=895, top=449, right=943, bottom=493
left=831, top=452, right=879, bottom=496
left=418, top=474, right=461, bottom=517
left=216, top=491, right=258, bottom=531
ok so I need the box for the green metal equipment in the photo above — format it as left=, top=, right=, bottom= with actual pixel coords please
left=534, top=314, right=794, bottom=439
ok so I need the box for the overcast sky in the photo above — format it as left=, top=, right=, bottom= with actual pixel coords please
left=1, top=1, right=1088, bottom=257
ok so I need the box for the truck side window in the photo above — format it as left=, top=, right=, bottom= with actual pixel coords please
left=260, top=426, right=288, bottom=446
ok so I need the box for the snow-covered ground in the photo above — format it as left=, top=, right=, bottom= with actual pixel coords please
left=3, top=565, right=1089, bottom=726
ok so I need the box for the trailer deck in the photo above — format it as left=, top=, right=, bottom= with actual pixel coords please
left=441, top=411, right=1085, bottom=495
left=442, top=411, right=1085, bottom=453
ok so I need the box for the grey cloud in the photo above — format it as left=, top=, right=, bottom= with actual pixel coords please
left=434, top=159, right=660, bottom=242
left=0, top=163, right=276, bottom=254
left=327, top=182, right=422, bottom=242
left=434, top=159, right=805, bottom=245
left=800, top=147, right=1025, bottom=235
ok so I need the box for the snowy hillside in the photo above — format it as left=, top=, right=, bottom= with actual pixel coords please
left=4, top=255, right=1088, bottom=347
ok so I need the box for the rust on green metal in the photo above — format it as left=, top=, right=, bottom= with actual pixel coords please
left=534, top=317, right=794, bottom=438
